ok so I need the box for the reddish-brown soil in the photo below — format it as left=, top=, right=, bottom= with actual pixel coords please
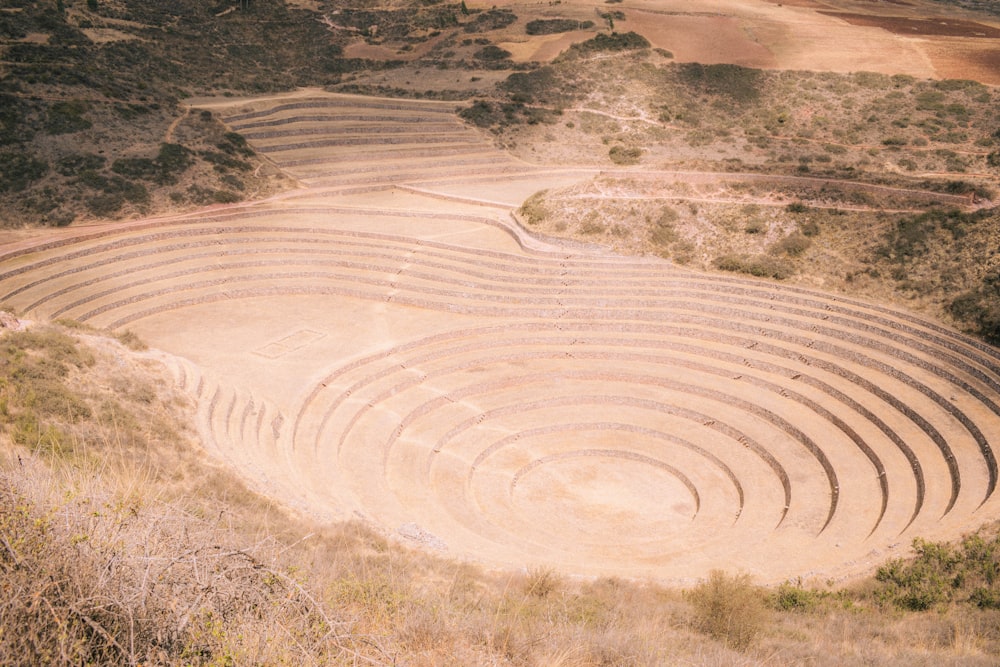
left=819, top=12, right=1000, bottom=37
left=437, top=0, right=1000, bottom=84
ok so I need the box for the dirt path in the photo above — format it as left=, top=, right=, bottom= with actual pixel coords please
left=163, top=105, right=190, bottom=144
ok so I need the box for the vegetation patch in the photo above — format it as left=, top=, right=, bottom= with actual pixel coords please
left=562, top=31, right=649, bottom=56
left=714, top=253, right=796, bottom=280
left=525, top=19, right=594, bottom=35
left=875, top=533, right=1000, bottom=611
left=462, top=8, right=517, bottom=33
left=609, top=145, right=642, bottom=165
left=949, top=270, right=1000, bottom=344
left=688, top=571, right=768, bottom=650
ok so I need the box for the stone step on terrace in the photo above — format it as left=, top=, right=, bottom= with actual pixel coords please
left=277, top=144, right=505, bottom=171
left=3, top=211, right=992, bottom=446
left=7, top=217, right=1000, bottom=430
left=219, top=96, right=462, bottom=125
left=229, top=112, right=467, bottom=132
left=247, top=128, right=486, bottom=155
left=296, top=352, right=886, bottom=574
left=301, top=162, right=541, bottom=189
left=291, top=154, right=520, bottom=183
left=162, top=354, right=319, bottom=517
left=288, top=318, right=976, bottom=548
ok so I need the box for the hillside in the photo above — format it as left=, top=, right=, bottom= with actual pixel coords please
left=459, top=37, right=1000, bottom=342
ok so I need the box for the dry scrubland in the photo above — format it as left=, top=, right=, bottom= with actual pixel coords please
left=4, top=320, right=1000, bottom=665
left=3, top=0, right=1000, bottom=663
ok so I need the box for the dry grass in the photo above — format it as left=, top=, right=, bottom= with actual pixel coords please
left=3, top=320, right=1000, bottom=665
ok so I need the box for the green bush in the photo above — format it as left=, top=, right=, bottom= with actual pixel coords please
left=85, top=193, right=124, bottom=216
left=111, top=157, right=159, bottom=180
left=688, top=571, right=767, bottom=650
left=459, top=100, right=503, bottom=128
left=875, top=533, right=1000, bottom=610
left=217, top=132, right=253, bottom=157
left=770, top=581, right=824, bottom=612
left=876, top=539, right=965, bottom=611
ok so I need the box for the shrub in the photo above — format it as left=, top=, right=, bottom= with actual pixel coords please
left=0, top=152, right=48, bottom=193
left=566, top=31, right=649, bottom=55
left=714, top=254, right=794, bottom=280
left=217, top=132, right=253, bottom=157
left=460, top=100, right=503, bottom=128
left=608, top=145, right=641, bottom=165
left=876, top=539, right=964, bottom=610
left=770, top=231, right=812, bottom=256
left=111, top=156, right=159, bottom=180
left=525, top=19, right=593, bottom=35
left=85, top=193, right=124, bottom=216
left=800, top=219, right=820, bottom=237
left=44, top=100, right=91, bottom=135
left=114, top=329, right=148, bottom=351
left=112, top=143, right=192, bottom=184
left=473, top=45, right=511, bottom=61
left=678, top=62, right=762, bottom=103
left=212, top=189, right=241, bottom=204
left=949, top=275, right=1000, bottom=344
left=688, top=571, right=767, bottom=650
left=518, top=190, right=550, bottom=224
left=55, top=153, right=106, bottom=176
left=462, top=8, right=516, bottom=33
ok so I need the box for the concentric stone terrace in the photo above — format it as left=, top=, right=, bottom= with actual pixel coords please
left=2, top=92, right=999, bottom=583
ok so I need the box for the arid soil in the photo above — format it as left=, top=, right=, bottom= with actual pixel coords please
left=2, top=91, right=1000, bottom=585
left=434, top=0, right=1000, bottom=83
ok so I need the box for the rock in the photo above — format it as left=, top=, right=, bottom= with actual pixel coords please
left=0, top=311, right=22, bottom=331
